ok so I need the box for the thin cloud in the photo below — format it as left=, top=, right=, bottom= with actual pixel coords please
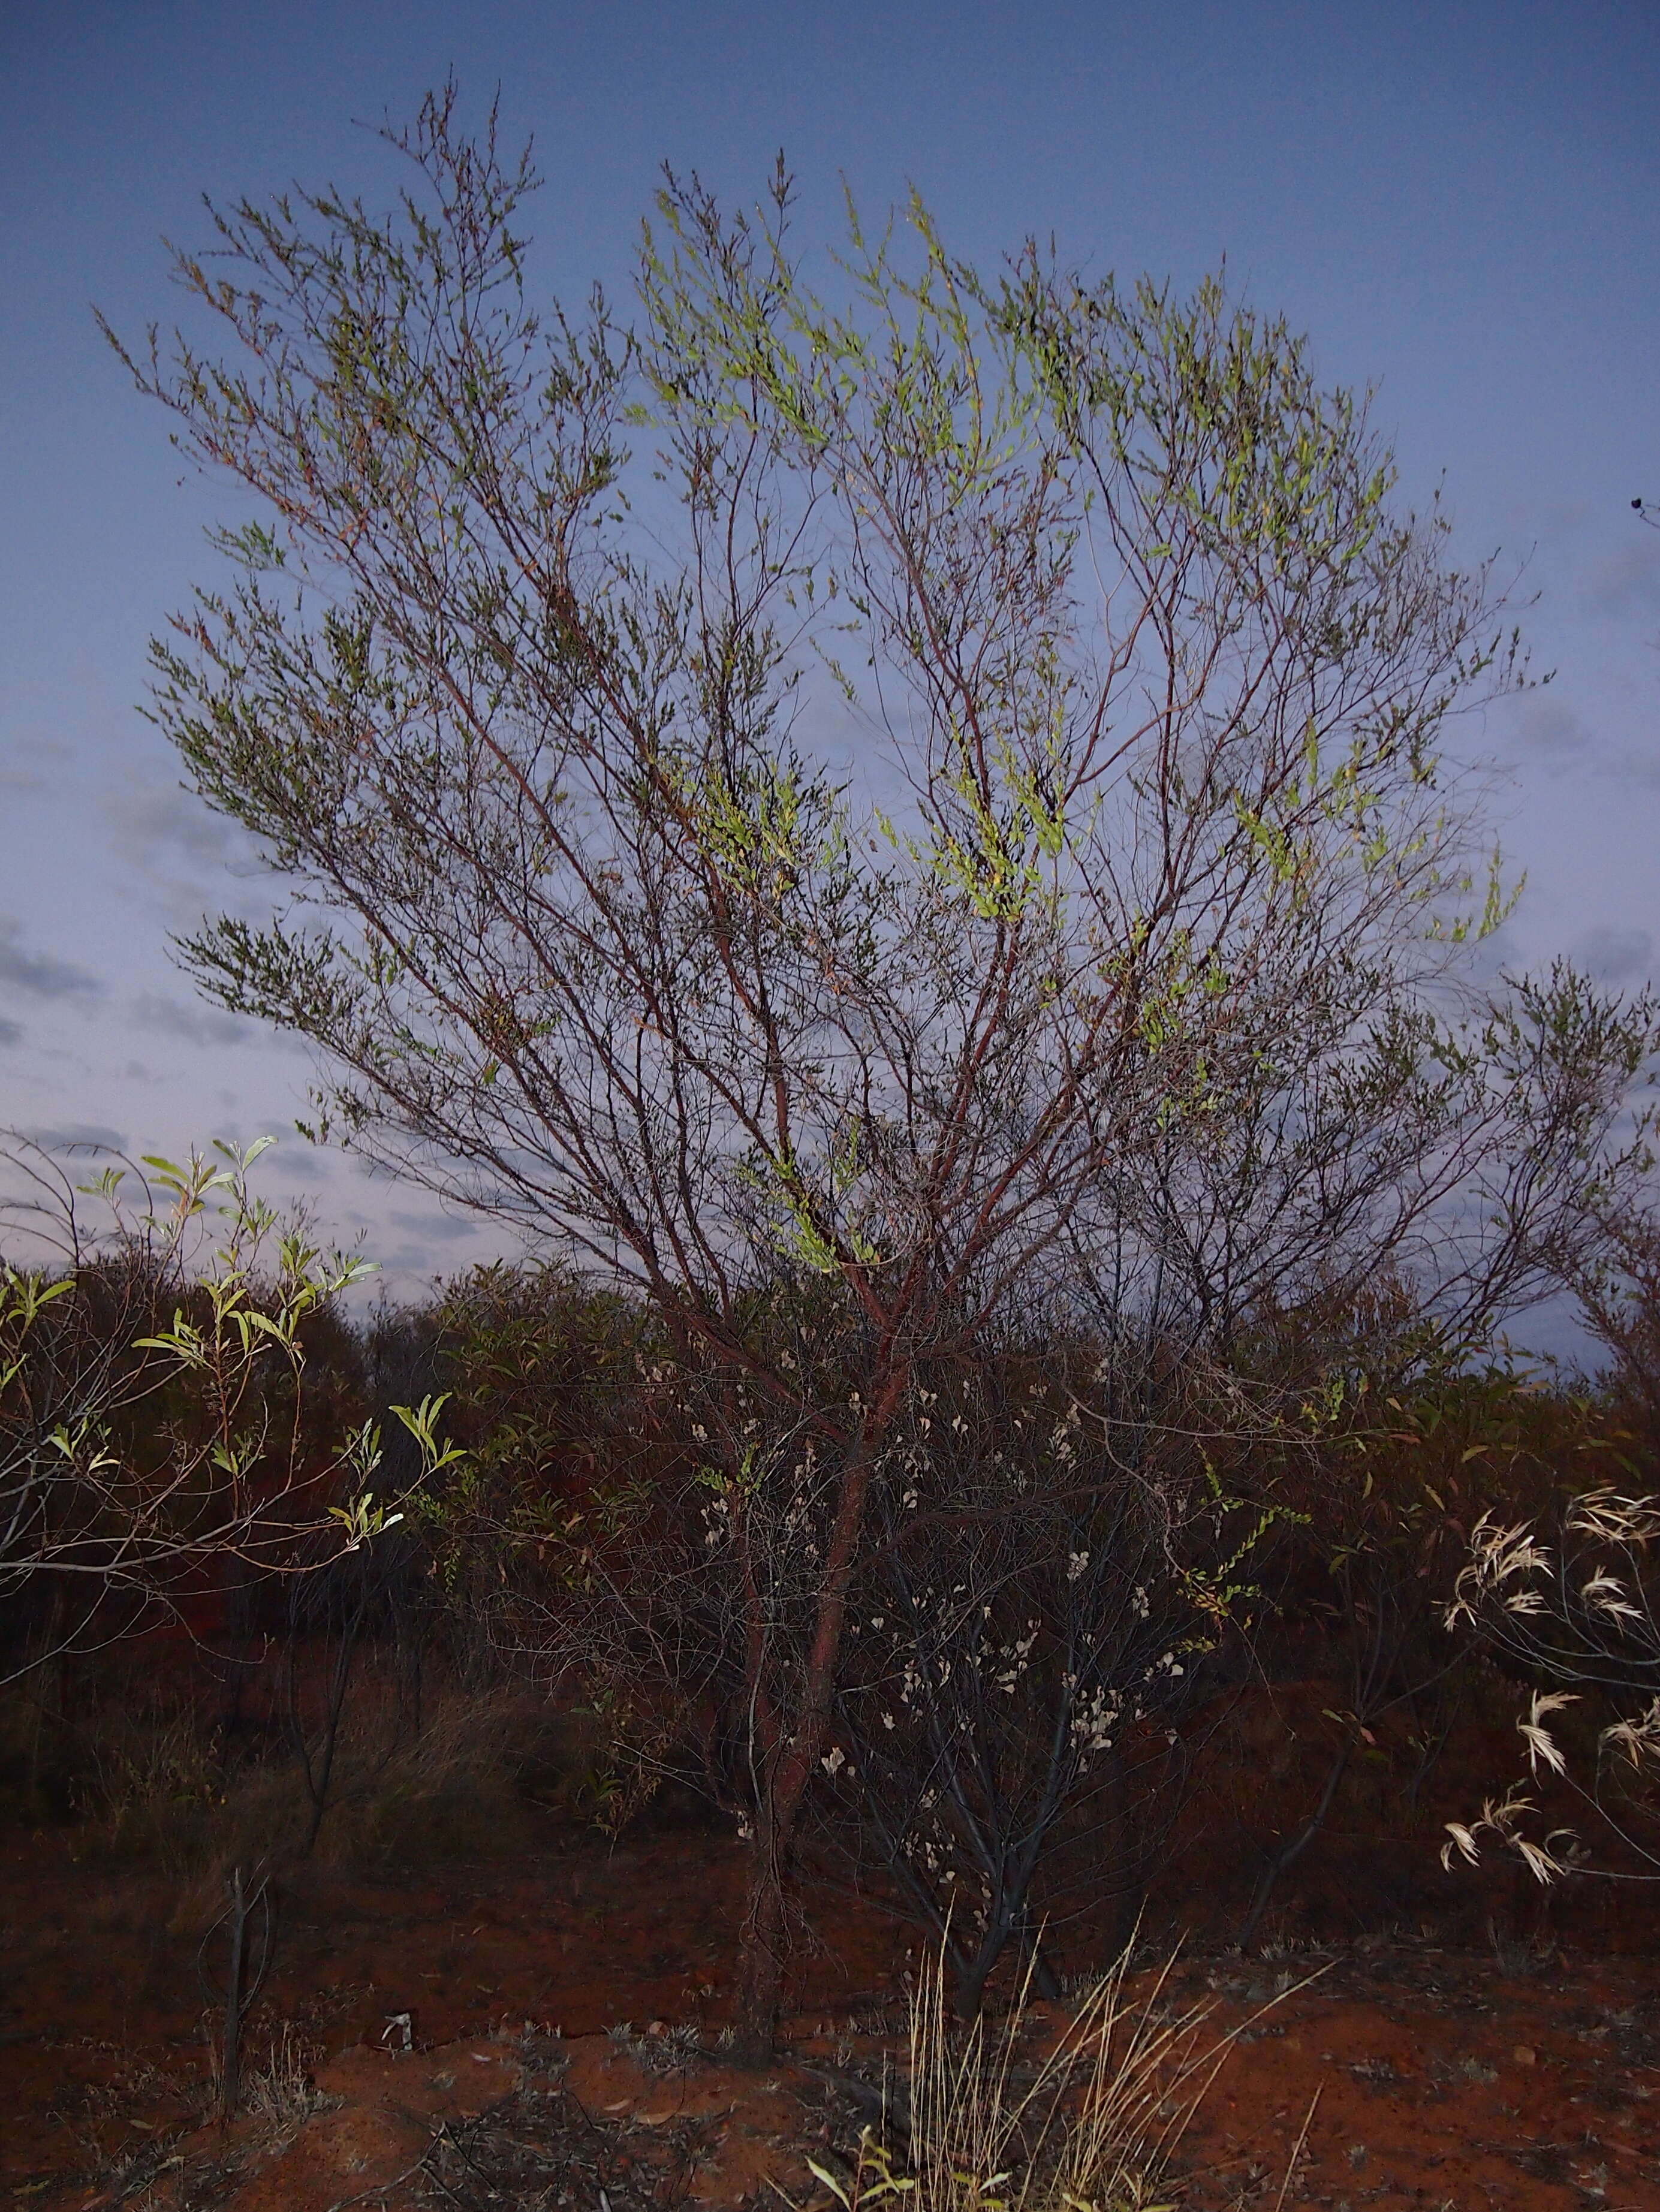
left=100, top=775, right=244, bottom=875
left=388, top=1209, right=479, bottom=1246
left=1511, top=694, right=1593, bottom=772
left=0, top=767, right=49, bottom=801
left=131, top=992, right=252, bottom=1046
left=1505, top=694, right=1660, bottom=794
left=95, top=766, right=275, bottom=932
left=353, top=1156, right=404, bottom=1184
left=0, top=916, right=104, bottom=1003
left=1585, top=533, right=1660, bottom=623
left=20, top=1123, right=129, bottom=1155
left=1571, top=924, right=1655, bottom=986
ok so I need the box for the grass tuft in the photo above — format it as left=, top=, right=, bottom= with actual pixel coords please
left=806, top=1939, right=1258, bottom=2212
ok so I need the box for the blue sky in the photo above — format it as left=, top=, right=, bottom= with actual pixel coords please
left=1, top=1, right=1656, bottom=1302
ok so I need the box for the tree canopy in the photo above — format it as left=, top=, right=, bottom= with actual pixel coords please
left=107, top=88, right=1658, bottom=2041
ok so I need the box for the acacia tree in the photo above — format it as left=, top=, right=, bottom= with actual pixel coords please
left=109, top=92, right=1655, bottom=2044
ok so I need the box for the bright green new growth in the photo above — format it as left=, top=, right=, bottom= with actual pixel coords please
left=0, top=1134, right=452, bottom=1651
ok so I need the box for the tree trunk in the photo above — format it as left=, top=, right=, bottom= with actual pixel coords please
left=1237, top=1738, right=1352, bottom=1952
left=731, top=1379, right=905, bottom=2054
left=736, top=1830, right=792, bottom=2060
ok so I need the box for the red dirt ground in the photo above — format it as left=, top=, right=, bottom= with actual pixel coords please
left=4, top=1823, right=1658, bottom=2211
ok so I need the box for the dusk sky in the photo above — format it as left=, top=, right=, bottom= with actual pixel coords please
left=1, top=1, right=1656, bottom=1311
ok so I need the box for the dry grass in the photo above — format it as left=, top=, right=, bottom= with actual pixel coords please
left=89, top=1705, right=227, bottom=1870
left=32, top=1674, right=573, bottom=1915
left=303, top=1681, right=551, bottom=1867
left=200, top=2015, right=335, bottom=2129
left=240, top=2021, right=334, bottom=2129
left=808, top=1940, right=1273, bottom=2212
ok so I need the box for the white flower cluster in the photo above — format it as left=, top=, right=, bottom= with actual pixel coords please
left=990, top=1621, right=1040, bottom=1696
left=1068, top=1681, right=1121, bottom=1759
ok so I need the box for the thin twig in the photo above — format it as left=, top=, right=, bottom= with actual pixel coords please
left=1273, top=2086, right=1322, bottom=2212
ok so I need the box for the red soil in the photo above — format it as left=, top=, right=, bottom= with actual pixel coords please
left=4, top=1822, right=1658, bottom=2211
